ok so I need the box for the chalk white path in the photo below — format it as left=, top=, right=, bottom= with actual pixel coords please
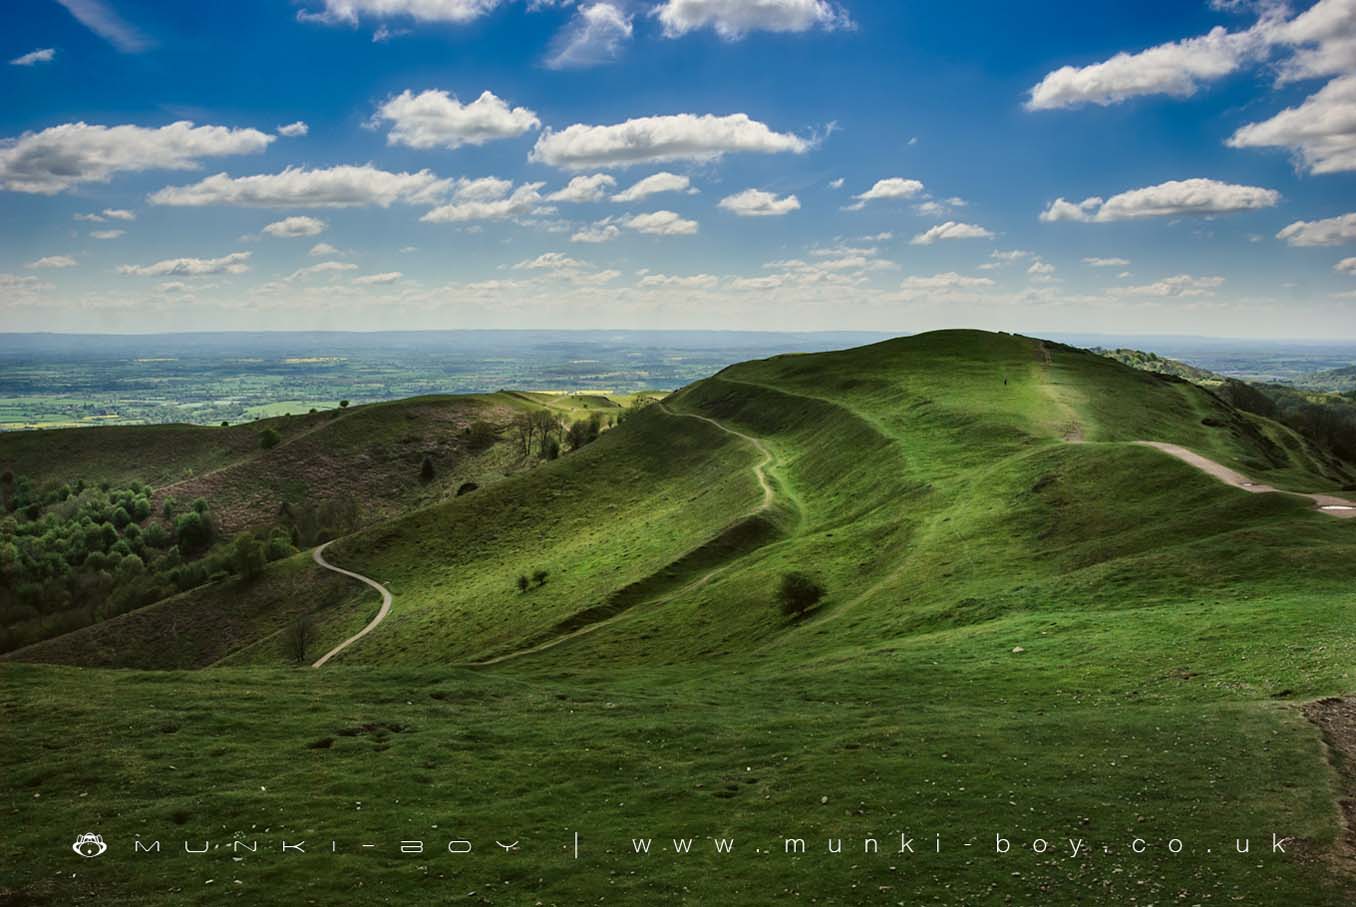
left=1137, top=441, right=1356, bottom=519
left=310, top=541, right=393, bottom=667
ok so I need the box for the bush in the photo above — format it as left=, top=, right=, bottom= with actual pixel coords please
left=259, top=428, right=281, bottom=450
left=532, top=569, right=549, bottom=586
left=339, top=400, right=350, bottom=408
left=516, top=575, right=530, bottom=593
left=778, top=572, right=824, bottom=619
left=420, top=455, right=435, bottom=483
left=233, top=533, right=267, bottom=580
left=466, top=420, right=498, bottom=452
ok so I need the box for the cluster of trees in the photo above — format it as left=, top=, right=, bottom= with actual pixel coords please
left=1216, top=380, right=1356, bottom=470
left=516, top=569, right=549, bottom=592
left=0, top=475, right=301, bottom=653
left=511, top=411, right=609, bottom=461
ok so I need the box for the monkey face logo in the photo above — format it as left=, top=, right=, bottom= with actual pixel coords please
left=72, top=833, right=107, bottom=858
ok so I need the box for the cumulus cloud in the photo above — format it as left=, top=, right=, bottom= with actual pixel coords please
left=421, top=181, right=545, bottom=222
left=118, top=251, right=251, bottom=277
left=611, top=171, right=692, bottom=201
left=1107, top=274, right=1225, bottom=297
left=0, top=273, right=54, bottom=294
left=310, top=242, right=342, bottom=257
left=11, top=48, right=56, bottom=66
left=846, top=177, right=925, bottom=210
left=27, top=255, right=78, bottom=269
left=75, top=208, right=135, bottom=222
left=262, top=216, right=328, bottom=238
left=546, top=2, right=633, bottom=69
left=56, top=0, right=152, bottom=52
left=1083, top=256, right=1130, bottom=267
left=570, top=221, right=621, bottom=243
left=1040, top=178, right=1280, bottom=222
left=297, top=0, right=502, bottom=26
left=0, top=121, right=272, bottom=194
left=1228, top=74, right=1356, bottom=174
left=655, top=0, right=850, bottom=39
left=372, top=89, right=540, bottom=150
left=625, top=210, right=698, bottom=235
left=352, top=271, right=403, bottom=286
left=548, top=173, right=617, bottom=202
left=150, top=164, right=449, bottom=208
left=1276, top=212, right=1356, bottom=246
left=978, top=249, right=1031, bottom=270
left=900, top=272, right=996, bottom=290
left=638, top=272, right=720, bottom=288
left=277, top=121, right=309, bottom=137
left=717, top=188, right=800, bottom=216
left=90, top=229, right=125, bottom=239
left=288, top=261, right=357, bottom=280
left=1335, top=256, right=1356, bottom=274
left=530, top=113, right=809, bottom=169
left=1025, top=26, right=1262, bottom=110
left=910, top=222, right=995, bottom=245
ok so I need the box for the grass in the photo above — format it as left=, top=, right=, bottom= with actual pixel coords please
left=2, top=330, right=1355, bottom=905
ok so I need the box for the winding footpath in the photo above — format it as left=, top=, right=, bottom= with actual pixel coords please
left=310, top=541, right=393, bottom=667
left=1136, top=441, right=1356, bottom=519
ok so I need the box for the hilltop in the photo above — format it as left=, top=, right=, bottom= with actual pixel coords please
left=3, top=331, right=1356, bottom=906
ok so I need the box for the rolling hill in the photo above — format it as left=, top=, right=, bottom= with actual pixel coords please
left=3, top=331, right=1355, bottom=906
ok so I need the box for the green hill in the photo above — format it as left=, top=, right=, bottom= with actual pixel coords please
left=3, top=331, right=1356, bottom=906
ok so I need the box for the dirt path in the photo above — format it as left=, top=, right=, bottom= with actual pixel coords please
left=466, top=402, right=777, bottom=667
left=1137, top=441, right=1356, bottom=519
left=310, top=541, right=393, bottom=667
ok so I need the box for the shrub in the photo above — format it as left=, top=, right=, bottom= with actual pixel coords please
left=466, top=420, right=498, bottom=452
left=259, top=428, right=281, bottom=450
left=339, top=400, right=350, bottom=409
left=532, top=569, right=549, bottom=587
left=778, top=572, right=824, bottom=619
left=420, top=455, right=435, bottom=483
left=516, top=575, right=530, bottom=593
left=233, top=533, right=267, bottom=581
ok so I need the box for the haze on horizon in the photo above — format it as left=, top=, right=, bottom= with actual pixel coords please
left=3, top=0, right=1356, bottom=338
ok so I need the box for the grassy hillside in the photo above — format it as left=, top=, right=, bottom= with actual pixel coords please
left=2, top=330, right=1355, bottom=905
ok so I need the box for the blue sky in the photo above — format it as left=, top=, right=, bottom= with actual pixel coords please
left=2, top=0, right=1355, bottom=336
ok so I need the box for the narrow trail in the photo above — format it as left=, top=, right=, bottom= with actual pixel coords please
left=1136, top=441, right=1356, bottom=519
left=310, top=541, right=394, bottom=667
left=466, top=401, right=778, bottom=667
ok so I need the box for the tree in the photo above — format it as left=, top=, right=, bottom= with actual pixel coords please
left=466, top=420, right=497, bottom=452
left=778, top=572, right=824, bottom=619
left=516, top=574, right=530, bottom=593
left=283, top=614, right=314, bottom=665
left=162, top=496, right=177, bottom=519
left=233, top=533, right=267, bottom=581
left=420, top=454, right=436, bottom=483
left=532, top=569, right=549, bottom=587
left=174, top=510, right=213, bottom=553
left=339, top=400, right=350, bottom=408
left=259, top=428, right=281, bottom=450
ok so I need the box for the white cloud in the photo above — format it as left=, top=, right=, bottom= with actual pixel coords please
left=10, top=48, right=56, bottom=66
left=372, top=89, right=540, bottom=150
left=546, top=2, right=633, bottom=69
left=1107, top=274, right=1226, bottom=297
left=1028, top=260, right=1056, bottom=276
left=515, top=252, right=585, bottom=271
left=910, top=222, right=995, bottom=245
left=1335, top=256, right=1356, bottom=274
left=1083, top=256, right=1130, bottom=267
left=421, top=181, right=545, bottom=222
left=570, top=222, right=621, bottom=243
left=846, top=177, right=925, bottom=210
left=1276, top=212, right=1356, bottom=246
left=56, top=0, right=152, bottom=52
left=717, top=188, right=800, bottom=216
left=277, top=121, right=309, bottom=137
left=0, top=121, right=273, bottom=194
left=310, top=242, right=342, bottom=257
left=828, top=177, right=844, bottom=189
left=150, top=164, right=449, bottom=208
left=0, top=274, right=53, bottom=294
left=297, top=0, right=502, bottom=26
left=625, top=210, right=698, bottom=235
left=74, top=207, right=135, bottom=222
left=352, top=271, right=403, bottom=286
left=611, top=171, right=692, bottom=201
left=978, top=249, right=1031, bottom=270
left=262, top=216, right=328, bottom=238
left=656, top=0, right=851, bottom=39
left=90, top=229, right=125, bottom=239
left=548, top=173, right=617, bottom=202
left=638, top=273, right=720, bottom=288
left=900, top=272, right=996, bottom=290
left=1025, top=25, right=1262, bottom=110
left=118, top=251, right=251, bottom=277
left=530, top=113, right=809, bottom=169
left=288, top=261, right=357, bottom=280
left=27, top=255, right=78, bottom=269
left=1228, top=74, right=1356, bottom=174
left=1040, top=178, right=1280, bottom=222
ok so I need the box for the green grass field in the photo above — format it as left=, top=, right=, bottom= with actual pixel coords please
left=2, top=330, right=1354, bottom=905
